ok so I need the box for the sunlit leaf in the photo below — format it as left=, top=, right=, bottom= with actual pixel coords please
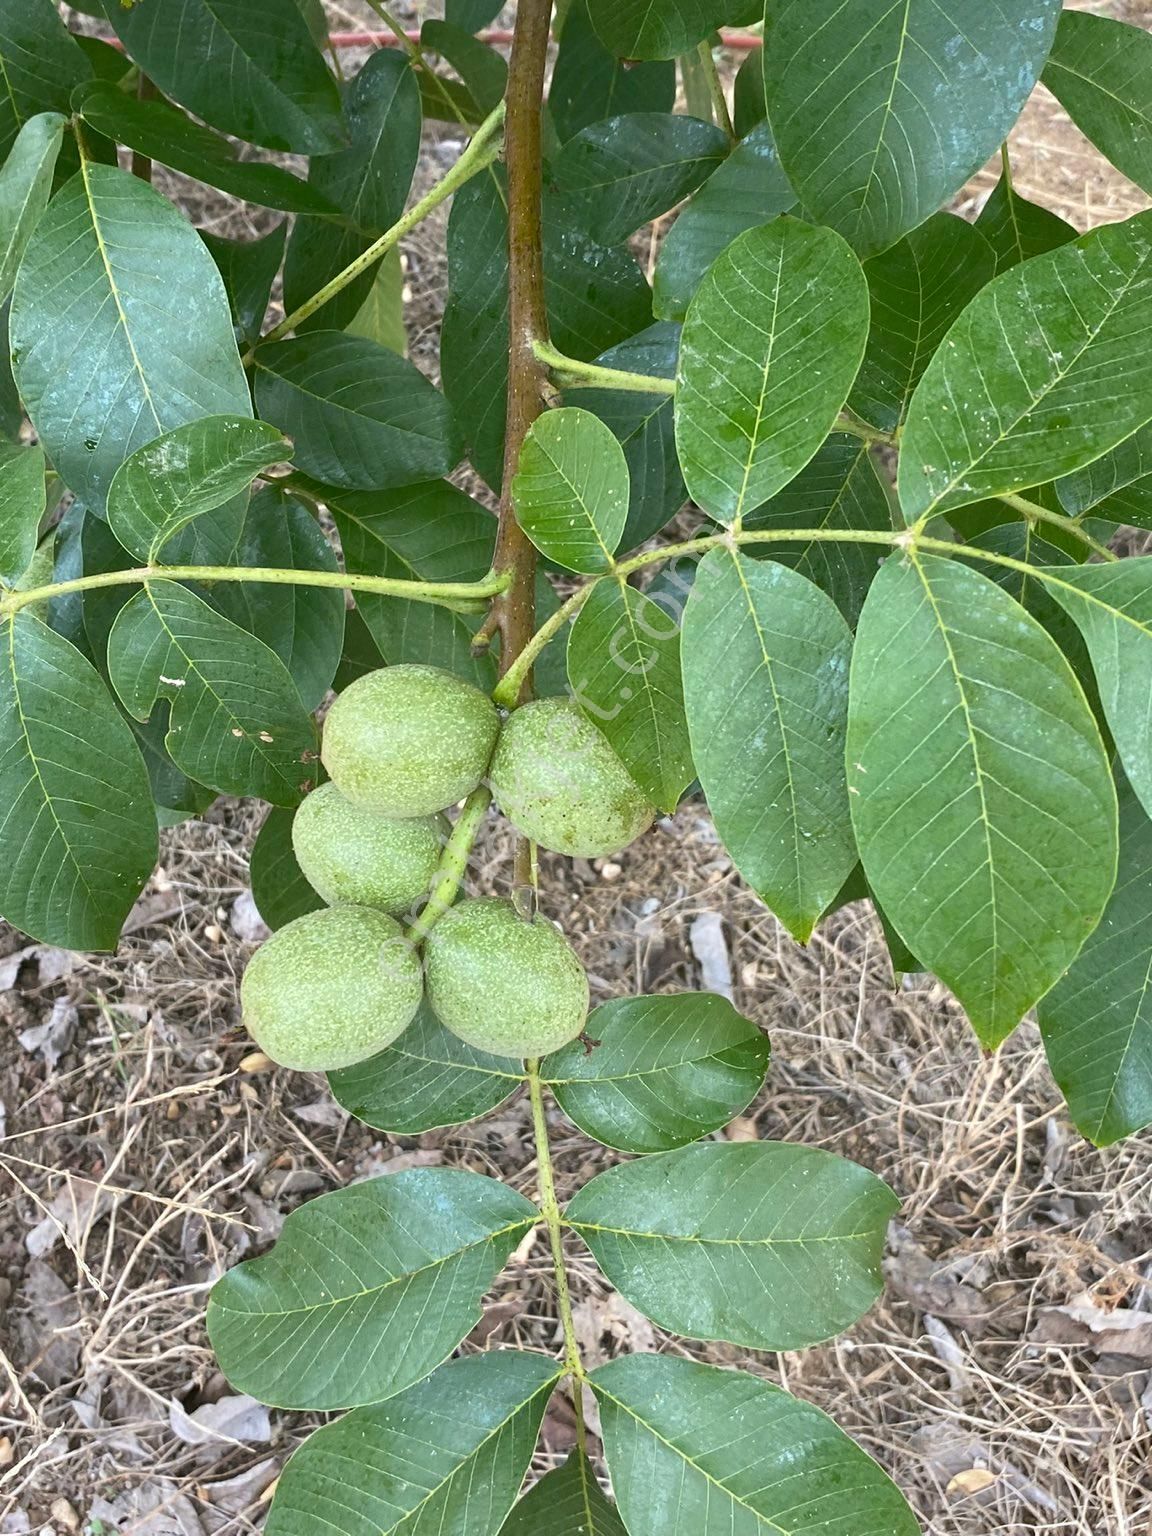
left=0, top=443, right=46, bottom=586
left=208, top=1170, right=538, bottom=1410
left=675, top=220, right=869, bottom=526
left=848, top=554, right=1117, bottom=1045
left=264, top=1352, right=559, bottom=1536
left=568, top=578, right=692, bottom=811
left=329, top=1002, right=522, bottom=1134
left=899, top=212, right=1152, bottom=521
left=513, top=408, right=628, bottom=574
left=682, top=548, right=857, bottom=941
left=592, top=1355, right=920, bottom=1535
left=107, top=416, right=290, bottom=562
left=763, top=0, right=1062, bottom=257
left=0, top=611, right=156, bottom=949
left=11, top=164, right=251, bottom=516
left=543, top=993, right=768, bottom=1153
left=1038, top=771, right=1152, bottom=1147
left=0, top=113, right=65, bottom=305
left=107, top=580, right=316, bottom=806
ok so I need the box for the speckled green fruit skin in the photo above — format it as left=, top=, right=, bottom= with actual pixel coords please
left=322, top=664, right=499, bottom=818
left=241, top=905, right=423, bottom=1071
left=424, top=898, right=589, bottom=1059
left=292, top=783, right=444, bottom=914
left=489, top=697, right=656, bottom=858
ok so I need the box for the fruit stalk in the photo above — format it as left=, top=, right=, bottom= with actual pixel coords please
left=407, top=785, right=493, bottom=943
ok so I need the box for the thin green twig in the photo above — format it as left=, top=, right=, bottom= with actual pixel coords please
left=998, top=491, right=1118, bottom=562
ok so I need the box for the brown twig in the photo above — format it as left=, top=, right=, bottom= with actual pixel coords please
left=489, top=0, right=551, bottom=715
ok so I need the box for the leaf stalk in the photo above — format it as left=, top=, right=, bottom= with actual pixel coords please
left=247, top=98, right=507, bottom=356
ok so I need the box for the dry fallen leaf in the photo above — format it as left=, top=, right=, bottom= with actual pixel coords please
left=946, top=1467, right=998, bottom=1498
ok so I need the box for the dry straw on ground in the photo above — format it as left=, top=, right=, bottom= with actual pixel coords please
left=2, top=3, right=1151, bottom=1532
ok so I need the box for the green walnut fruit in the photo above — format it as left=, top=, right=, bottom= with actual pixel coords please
left=424, top=897, right=588, bottom=1059
left=241, top=905, right=422, bottom=1071
left=322, top=664, right=499, bottom=818
left=292, top=782, right=444, bottom=914
left=489, top=697, right=656, bottom=858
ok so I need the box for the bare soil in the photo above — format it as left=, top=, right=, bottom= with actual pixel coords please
left=2, top=4, right=1150, bottom=1533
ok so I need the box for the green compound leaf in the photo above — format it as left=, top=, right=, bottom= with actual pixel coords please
left=675, top=220, right=869, bottom=526
left=107, top=417, right=291, bottom=563
left=1043, top=558, right=1152, bottom=824
left=107, top=581, right=316, bottom=808
left=653, top=123, right=796, bottom=323
left=513, top=408, right=629, bottom=575
left=1044, top=12, right=1152, bottom=199
left=347, top=247, right=408, bottom=354
left=254, top=332, right=461, bottom=492
left=11, top=163, right=251, bottom=517
left=499, top=1453, right=626, bottom=1536
left=0, top=443, right=46, bottom=586
left=208, top=1171, right=538, bottom=1411
left=898, top=211, right=1152, bottom=522
left=189, top=486, right=345, bottom=713
left=329, top=1002, right=522, bottom=1135
left=552, top=113, right=728, bottom=247
left=264, top=1351, right=559, bottom=1536
left=0, top=0, right=90, bottom=162
left=682, top=548, right=857, bottom=943
left=573, top=322, right=684, bottom=553
left=848, top=554, right=1117, bottom=1047
left=550, top=0, right=675, bottom=144
left=0, top=113, right=65, bottom=306
left=585, top=0, right=731, bottom=61
left=975, top=172, right=1077, bottom=276
left=568, top=578, right=692, bottom=813
left=0, top=612, right=157, bottom=950
left=741, top=433, right=892, bottom=627
left=327, top=479, right=497, bottom=689
left=763, top=0, right=1062, bottom=259
left=592, top=1354, right=920, bottom=1536
left=249, top=806, right=323, bottom=931
left=542, top=993, right=768, bottom=1153
left=1037, top=771, right=1152, bottom=1148
left=102, top=0, right=346, bottom=155
left=568, top=1142, right=895, bottom=1349
left=850, top=213, right=996, bottom=434
left=73, top=82, right=334, bottom=215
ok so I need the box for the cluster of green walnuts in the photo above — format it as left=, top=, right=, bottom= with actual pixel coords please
left=241, top=665, right=656, bottom=1069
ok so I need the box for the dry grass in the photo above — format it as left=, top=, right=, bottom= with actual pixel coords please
left=2, top=4, right=1151, bottom=1533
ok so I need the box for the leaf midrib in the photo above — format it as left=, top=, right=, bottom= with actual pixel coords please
left=569, top=1218, right=880, bottom=1248
left=216, top=1216, right=534, bottom=1319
